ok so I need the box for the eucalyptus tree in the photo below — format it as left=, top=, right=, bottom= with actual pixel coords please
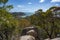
left=45, top=6, right=60, bottom=38
left=0, top=0, right=13, bottom=11
left=28, top=6, right=60, bottom=39
left=0, top=0, right=19, bottom=40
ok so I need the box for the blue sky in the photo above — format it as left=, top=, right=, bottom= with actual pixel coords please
left=7, top=0, right=60, bottom=12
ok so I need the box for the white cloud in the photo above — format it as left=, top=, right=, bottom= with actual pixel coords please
left=17, top=5, right=24, bottom=8
left=51, top=0, right=60, bottom=2
left=55, top=4, right=59, bottom=6
left=39, top=0, right=45, bottom=3
left=28, top=2, right=32, bottom=4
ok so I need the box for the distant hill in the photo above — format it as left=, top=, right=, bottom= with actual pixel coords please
left=11, top=12, right=34, bottom=19
left=11, top=12, right=25, bottom=16
left=11, top=12, right=25, bottom=18
left=25, top=12, right=34, bottom=16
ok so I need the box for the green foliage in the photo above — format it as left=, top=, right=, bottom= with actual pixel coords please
left=0, top=0, right=18, bottom=40
left=0, top=0, right=13, bottom=11
left=28, top=6, right=60, bottom=39
left=0, top=0, right=8, bottom=4
left=18, top=19, right=31, bottom=33
left=0, top=9, right=19, bottom=40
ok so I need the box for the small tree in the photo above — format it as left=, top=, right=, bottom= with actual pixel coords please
left=28, top=6, right=60, bottom=39
left=0, top=0, right=19, bottom=40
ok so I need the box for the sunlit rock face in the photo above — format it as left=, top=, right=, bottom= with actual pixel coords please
left=20, top=27, right=37, bottom=40
left=20, top=35, right=35, bottom=40
left=20, top=26, right=40, bottom=40
left=45, top=38, right=60, bottom=40
left=21, top=26, right=38, bottom=36
left=52, top=38, right=60, bottom=40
